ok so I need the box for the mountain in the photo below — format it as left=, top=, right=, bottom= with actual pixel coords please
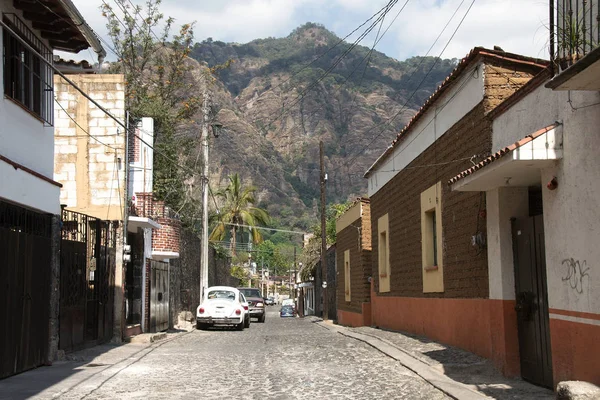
left=189, top=23, right=457, bottom=230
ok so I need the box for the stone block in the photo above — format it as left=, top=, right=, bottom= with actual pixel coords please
left=556, top=381, right=600, bottom=400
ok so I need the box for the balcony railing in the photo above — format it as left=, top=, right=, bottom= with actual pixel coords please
left=551, top=0, right=600, bottom=71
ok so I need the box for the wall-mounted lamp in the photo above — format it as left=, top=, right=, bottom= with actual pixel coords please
left=547, top=177, right=558, bottom=191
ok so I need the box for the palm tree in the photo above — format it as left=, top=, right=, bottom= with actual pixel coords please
left=209, top=174, right=270, bottom=256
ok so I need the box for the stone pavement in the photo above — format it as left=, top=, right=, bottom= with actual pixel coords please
left=319, top=321, right=555, bottom=400
left=0, top=310, right=451, bottom=399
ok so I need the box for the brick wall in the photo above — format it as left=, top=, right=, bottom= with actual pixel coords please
left=368, top=57, right=540, bottom=300
left=370, top=102, right=491, bottom=299
left=127, top=126, right=140, bottom=164
left=152, top=217, right=181, bottom=254
left=336, top=200, right=372, bottom=314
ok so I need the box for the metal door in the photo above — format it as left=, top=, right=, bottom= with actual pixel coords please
left=59, top=240, right=88, bottom=351
left=0, top=201, right=51, bottom=378
left=512, top=215, right=553, bottom=388
left=150, top=260, right=169, bottom=332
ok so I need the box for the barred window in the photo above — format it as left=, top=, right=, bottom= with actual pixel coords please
left=2, top=14, right=53, bottom=125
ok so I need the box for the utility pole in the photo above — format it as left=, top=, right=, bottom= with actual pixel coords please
left=293, top=246, right=297, bottom=302
left=200, top=89, right=210, bottom=303
left=319, top=140, right=328, bottom=320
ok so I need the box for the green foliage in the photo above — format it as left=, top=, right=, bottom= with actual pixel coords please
left=299, top=201, right=351, bottom=281
left=209, top=173, right=271, bottom=255
left=231, top=265, right=250, bottom=287
left=101, top=0, right=203, bottom=221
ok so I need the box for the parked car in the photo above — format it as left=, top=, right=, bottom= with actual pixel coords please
left=196, top=286, right=248, bottom=330
left=280, top=305, right=296, bottom=318
left=239, top=292, right=251, bottom=328
left=282, top=298, right=295, bottom=309
left=264, top=297, right=275, bottom=306
left=238, top=288, right=266, bottom=322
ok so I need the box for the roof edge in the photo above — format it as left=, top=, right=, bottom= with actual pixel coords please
left=488, top=67, right=552, bottom=120
left=364, top=47, right=549, bottom=178
left=57, top=0, right=106, bottom=63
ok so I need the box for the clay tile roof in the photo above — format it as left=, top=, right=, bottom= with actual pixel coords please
left=447, top=123, right=560, bottom=186
left=364, top=47, right=548, bottom=178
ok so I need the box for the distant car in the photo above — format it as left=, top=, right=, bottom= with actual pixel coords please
left=196, top=286, right=248, bottom=330
left=238, top=288, right=266, bottom=323
left=282, top=298, right=295, bottom=309
left=265, top=297, right=275, bottom=306
left=280, top=305, right=296, bottom=318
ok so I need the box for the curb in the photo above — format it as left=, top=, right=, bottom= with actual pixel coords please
left=318, top=322, right=492, bottom=400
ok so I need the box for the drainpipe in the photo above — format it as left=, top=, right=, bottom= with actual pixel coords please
left=57, top=0, right=106, bottom=68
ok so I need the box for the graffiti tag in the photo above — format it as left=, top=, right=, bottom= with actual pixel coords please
left=561, top=258, right=590, bottom=294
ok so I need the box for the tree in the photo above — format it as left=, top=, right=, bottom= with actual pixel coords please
left=300, top=202, right=350, bottom=280
left=101, top=0, right=203, bottom=215
left=209, top=174, right=270, bottom=256
left=230, top=265, right=250, bottom=287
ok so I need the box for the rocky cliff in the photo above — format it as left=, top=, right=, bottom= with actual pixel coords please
left=190, top=23, right=457, bottom=229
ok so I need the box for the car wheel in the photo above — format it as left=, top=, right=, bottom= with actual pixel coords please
left=259, top=314, right=266, bottom=323
left=244, top=316, right=250, bottom=328
left=196, top=322, right=206, bottom=330
left=236, top=321, right=244, bottom=331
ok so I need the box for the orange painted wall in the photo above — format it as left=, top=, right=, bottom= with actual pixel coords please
left=338, top=309, right=366, bottom=327
left=371, top=295, right=520, bottom=377
left=550, top=317, right=600, bottom=386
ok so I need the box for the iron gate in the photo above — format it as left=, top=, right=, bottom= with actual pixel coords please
left=0, top=201, right=52, bottom=378
left=60, top=210, right=116, bottom=352
left=150, top=260, right=169, bottom=332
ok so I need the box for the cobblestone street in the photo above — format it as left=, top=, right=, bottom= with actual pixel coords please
left=1, top=309, right=450, bottom=400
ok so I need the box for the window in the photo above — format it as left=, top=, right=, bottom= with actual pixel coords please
left=344, top=249, right=351, bottom=302
left=378, top=214, right=390, bottom=293
left=421, top=182, right=444, bottom=293
left=2, top=14, right=53, bottom=124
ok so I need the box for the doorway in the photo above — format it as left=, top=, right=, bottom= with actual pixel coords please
left=512, top=212, right=553, bottom=388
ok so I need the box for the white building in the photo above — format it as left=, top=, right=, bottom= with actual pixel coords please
left=0, top=0, right=104, bottom=377
left=450, top=66, right=600, bottom=388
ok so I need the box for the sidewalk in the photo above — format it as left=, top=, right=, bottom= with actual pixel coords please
left=0, top=331, right=189, bottom=400
left=316, top=319, right=555, bottom=400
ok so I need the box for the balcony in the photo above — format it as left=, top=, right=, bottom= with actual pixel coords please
left=547, top=0, right=600, bottom=90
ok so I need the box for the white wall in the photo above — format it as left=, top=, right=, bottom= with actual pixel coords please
left=493, top=86, right=600, bottom=314
left=0, top=0, right=59, bottom=214
left=486, top=187, right=528, bottom=300
left=368, top=63, right=484, bottom=196
left=129, top=117, right=154, bottom=196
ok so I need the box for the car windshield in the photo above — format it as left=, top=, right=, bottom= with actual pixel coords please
left=281, top=305, right=293, bottom=311
left=207, top=290, right=236, bottom=301
left=239, top=289, right=262, bottom=298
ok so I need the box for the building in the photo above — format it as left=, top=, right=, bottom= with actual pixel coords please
left=335, top=198, right=372, bottom=327
left=0, top=0, right=103, bottom=377
left=363, top=47, right=547, bottom=380
left=446, top=1, right=600, bottom=387
left=54, top=74, right=181, bottom=340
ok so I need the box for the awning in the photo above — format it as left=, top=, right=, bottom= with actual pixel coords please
left=151, top=251, right=179, bottom=260
left=128, top=216, right=161, bottom=232
left=449, top=123, right=562, bottom=192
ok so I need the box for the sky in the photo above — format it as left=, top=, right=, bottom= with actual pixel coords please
left=64, top=0, right=551, bottom=63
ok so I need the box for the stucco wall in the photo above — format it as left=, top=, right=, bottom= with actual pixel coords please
left=54, top=75, right=126, bottom=220
left=368, top=63, right=485, bottom=197
left=493, top=87, right=600, bottom=315
left=0, top=2, right=59, bottom=214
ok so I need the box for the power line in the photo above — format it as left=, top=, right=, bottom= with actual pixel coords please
left=254, top=0, right=399, bottom=131
left=237, top=0, right=399, bottom=110
left=338, top=0, right=476, bottom=172
left=54, top=97, right=119, bottom=150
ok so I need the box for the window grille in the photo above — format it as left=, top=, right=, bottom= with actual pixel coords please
left=2, top=13, right=53, bottom=125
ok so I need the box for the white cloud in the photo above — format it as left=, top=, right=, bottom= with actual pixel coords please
left=63, top=0, right=550, bottom=63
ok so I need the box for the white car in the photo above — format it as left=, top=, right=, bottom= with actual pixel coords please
left=196, top=286, right=250, bottom=330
